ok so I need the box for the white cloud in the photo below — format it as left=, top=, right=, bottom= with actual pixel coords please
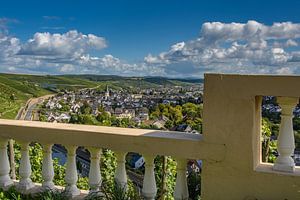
left=0, top=35, right=20, bottom=61
left=276, top=67, right=294, bottom=74
left=1, top=20, right=300, bottom=77
left=18, top=30, right=107, bottom=59
left=145, top=21, right=300, bottom=76
left=60, top=64, right=75, bottom=73
left=286, top=39, right=298, bottom=47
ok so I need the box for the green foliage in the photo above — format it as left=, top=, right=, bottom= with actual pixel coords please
left=39, top=114, right=48, bottom=122
left=295, top=131, right=300, bottom=149
left=293, top=117, right=300, bottom=131
left=187, top=171, right=201, bottom=200
left=13, top=142, right=89, bottom=190
left=81, top=101, right=92, bottom=114
left=150, top=103, right=203, bottom=132
left=100, top=150, right=117, bottom=192
left=154, top=156, right=177, bottom=199
left=139, top=123, right=160, bottom=130
left=78, top=115, right=99, bottom=125
left=261, top=118, right=277, bottom=163
left=58, top=101, right=71, bottom=112
left=0, top=186, right=68, bottom=200
left=70, top=112, right=137, bottom=128
left=96, top=112, right=112, bottom=126
left=70, top=113, right=99, bottom=125
left=85, top=181, right=141, bottom=200
left=164, top=120, right=174, bottom=129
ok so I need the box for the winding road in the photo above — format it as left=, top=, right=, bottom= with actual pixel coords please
left=20, top=94, right=55, bottom=121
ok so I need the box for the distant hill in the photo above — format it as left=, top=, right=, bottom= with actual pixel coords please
left=61, top=74, right=203, bottom=90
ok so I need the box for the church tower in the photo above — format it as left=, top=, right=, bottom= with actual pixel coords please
left=105, top=85, right=110, bottom=98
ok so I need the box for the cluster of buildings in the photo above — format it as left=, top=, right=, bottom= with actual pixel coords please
left=262, top=96, right=300, bottom=117
left=40, top=85, right=203, bottom=126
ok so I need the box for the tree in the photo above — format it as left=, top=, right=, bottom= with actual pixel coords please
left=80, top=101, right=92, bottom=114
left=96, top=112, right=112, bottom=126
left=10, top=94, right=16, bottom=102
left=261, top=118, right=271, bottom=162
left=165, top=120, right=174, bottom=129
left=78, top=114, right=98, bottom=125
left=261, top=118, right=277, bottom=163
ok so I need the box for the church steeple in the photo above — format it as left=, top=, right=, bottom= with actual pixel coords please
left=105, top=85, right=110, bottom=98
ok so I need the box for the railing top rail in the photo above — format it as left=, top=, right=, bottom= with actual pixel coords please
left=0, top=119, right=224, bottom=160
left=204, top=74, right=300, bottom=98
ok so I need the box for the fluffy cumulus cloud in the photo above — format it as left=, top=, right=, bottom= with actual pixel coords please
left=18, top=30, right=107, bottom=59
left=0, top=27, right=164, bottom=76
left=145, top=20, right=300, bottom=76
left=1, top=20, right=300, bottom=77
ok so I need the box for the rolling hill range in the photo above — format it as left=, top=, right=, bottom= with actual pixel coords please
left=61, top=74, right=203, bottom=90
left=0, top=73, right=202, bottom=119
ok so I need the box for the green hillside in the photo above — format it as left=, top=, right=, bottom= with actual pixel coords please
left=0, top=73, right=102, bottom=119
left=62, top=74, right=203, bottom=89
left=0, top=74, right=54, bottom=119
left=0, top=73, right=98, bottom=91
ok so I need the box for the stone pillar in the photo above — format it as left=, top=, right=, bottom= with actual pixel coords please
left=42, top=144, right=54, bottom=190
left=65, top=145, right=80, bottom=197
left=273, top=97, right=298, bottom=172
left=115, top=152, right=127, bottom=189
left=174, top=158, right=189, bottom=200
left=0, top=139, right=13, bottom=189
left=88, top=147, right=102, bottom=193
left=17, top=142, right=34, bottom=192
left=142, top=155, right=157, bottom=200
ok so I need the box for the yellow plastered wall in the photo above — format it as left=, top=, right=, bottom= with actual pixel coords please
left=202, top=74, right=300, bottom=200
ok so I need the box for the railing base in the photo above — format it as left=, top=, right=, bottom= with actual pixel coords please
left=273, top=163, right=295, bottom=173
left=0, top=175, right=14, bottom=189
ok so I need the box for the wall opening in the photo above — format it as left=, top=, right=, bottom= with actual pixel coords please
left=261, top=96, right=300, bottom=165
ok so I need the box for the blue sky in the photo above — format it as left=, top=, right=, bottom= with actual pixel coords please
left=1, top=0, right=300, bottom=77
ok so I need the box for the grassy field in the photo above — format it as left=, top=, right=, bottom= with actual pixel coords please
left=0, top=74, right=54, bottom=119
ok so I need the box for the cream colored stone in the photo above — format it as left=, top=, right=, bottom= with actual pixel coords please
left=202, top=74, right=300, bottom=200
left=0, top=119, right=224, bottom=160
left=42, top=144, right=55, bottom=190
left=273, top=97, right=298, bottom=172
left=114, top=152, right=127, bottom=189
left=88, top=147, right=102, bottom=193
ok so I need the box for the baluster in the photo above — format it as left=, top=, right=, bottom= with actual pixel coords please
left=174, top=158, right=188, bottom=200
left=65, top=145, right=80, bottom=197
left=273, top=97, right=298, bottom=172
left=17, top=142, right=34, bottom=192
left=115, top=152, right=127, bottom=189
left=88, top=147, right=102, bottom=193
left=0, top=139, right=13, bottom=189
left=42, top=144, right=54, bottom=190
left=142, top=155, right=157, bottom=200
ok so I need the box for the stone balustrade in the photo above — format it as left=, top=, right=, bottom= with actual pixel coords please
left=0, top=119, right=215, bottom=199
left=1, top=74, right=300, bottom=199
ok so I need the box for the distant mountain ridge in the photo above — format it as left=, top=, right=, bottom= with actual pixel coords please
left=60, top=74, right=203, bottom=85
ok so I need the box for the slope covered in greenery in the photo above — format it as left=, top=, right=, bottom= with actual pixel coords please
left=62, top=74, right=203, bottom=89
left=0, top=73, right=105, bottom=119
left=0, top=75, right=53, bottom=119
